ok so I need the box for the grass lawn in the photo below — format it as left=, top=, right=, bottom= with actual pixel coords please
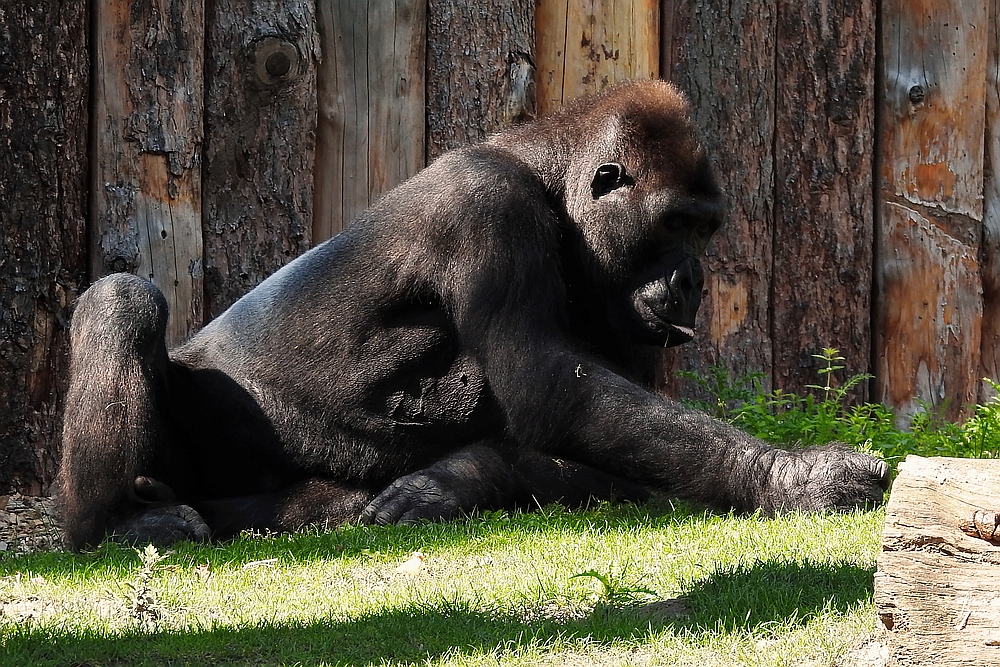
left=0, top=499, right=884, bottom=667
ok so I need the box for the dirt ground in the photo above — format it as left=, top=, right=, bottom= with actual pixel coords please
left=0, top=495, right=66, bottom=554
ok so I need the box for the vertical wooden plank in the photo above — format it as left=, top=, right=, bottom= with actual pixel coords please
left=203, top=0, right=318, bottom=318
left=536, top=0, right=659, bottom=115
left=876, top=0, right=988, bottom=423
left=314, top=0, right=426, bottom=242
left=425, top=0, right=535, bottom=161
left=658, top=0, right=776, bottom=397
left=91, top=0, right=204, bottom=346
left=0, top=0, right=89, bottom=494
left=771, top=0, right=875, bottom=400
left=980, top=0, right=1000, bottom=397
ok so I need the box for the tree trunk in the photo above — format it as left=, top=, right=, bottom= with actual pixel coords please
left=771, top=0, right=875, bottom=401
left=535, top=0, right=659, bottom=115
left=90, top=0, right=205, bottom=347
left=979, top=1, right=1000, bottom=401
left=202, top=0, right=318, bottom=318
left=0, top=1, right=89, bottom=494
left=313, top=0, right=426, bottom=242
left=875, top=0, right=989, bottom=424
left=425, top=0, right=534, bottom=161
left=658, top=0, right=776, bottom=399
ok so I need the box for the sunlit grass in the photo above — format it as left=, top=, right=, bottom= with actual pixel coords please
left=0, top=501, right=883, bottom=666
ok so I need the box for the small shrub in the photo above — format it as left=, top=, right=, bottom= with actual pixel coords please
left=678, top=349, right=997, bottom=472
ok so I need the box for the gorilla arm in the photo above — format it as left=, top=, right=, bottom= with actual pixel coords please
left=441, top=216, right=889, bottom=515
left=470, top=306, right=889, bottom=514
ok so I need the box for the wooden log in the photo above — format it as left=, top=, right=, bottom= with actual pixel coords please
left=203, top=0, right=317, bottom=318
left=91, top=0, right=205, bottom=346
left=425, top=0, right=534, bottom=161
left=875, top=456, right=1000, bottom=665
left=979, top=3, right=1000, bottom=399
left=771, top=0, right=875, bottom=401
left=658, top=0, right=776, bottom=397
left=875, top=0, right=989, bottom=423
left=313, top=0, right=426, bottom=242
left=535, top=0, right=659, bottom=116
left=0, top=0, right=89, bottom=495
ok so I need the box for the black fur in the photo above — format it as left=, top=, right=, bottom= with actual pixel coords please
left=58, top=80, right=890, bottom=550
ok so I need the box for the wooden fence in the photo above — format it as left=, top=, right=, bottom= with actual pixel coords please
left=1, top=0, right=998, bottom=494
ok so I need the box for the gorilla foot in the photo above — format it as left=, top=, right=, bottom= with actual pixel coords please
left=111, top=504, right=211, bottom=546
left=762, top=444, right=891, bottom=514
left=134, top=476, right=177, bottom=503
left=361, top=472, right=465, bottom=525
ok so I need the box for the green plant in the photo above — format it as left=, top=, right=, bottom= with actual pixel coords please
left=570, top=567, right=657, bottom=607
left=127, top=543, right=168, bottom=624
left=676, top=349, right=997, bottom=472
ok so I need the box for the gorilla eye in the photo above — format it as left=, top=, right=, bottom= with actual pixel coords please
left=591, top=162, right=627, bottom=199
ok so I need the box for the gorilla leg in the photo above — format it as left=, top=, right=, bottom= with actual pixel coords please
left=58, top=274, right=205, bottom=549
left=193, top=478, right=377, bottom=540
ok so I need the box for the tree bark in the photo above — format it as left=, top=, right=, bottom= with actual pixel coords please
left=0, top=1, right=89, bottom=494
left=203, top=0, right=318, bottom=318
left=658, top=0, right=776, bottom=398
left=771, top=0, right=875, bottom=401
left=425, top=0, right=534, bottom=161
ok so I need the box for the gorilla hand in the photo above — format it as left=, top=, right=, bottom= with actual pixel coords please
left=758, top=445, right=891, bottom=514
left=360, top=445, right=521, bottom=525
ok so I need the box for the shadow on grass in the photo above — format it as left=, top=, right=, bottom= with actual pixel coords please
left=2, top=558, right=874, bottom=667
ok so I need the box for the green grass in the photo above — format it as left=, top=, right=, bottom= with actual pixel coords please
left=3, top=350, right=996, bottom=666
left=1, top=502, right=882, bottom=667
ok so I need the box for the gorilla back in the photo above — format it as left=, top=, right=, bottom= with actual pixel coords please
left=58, top=80, right=890, bottom=550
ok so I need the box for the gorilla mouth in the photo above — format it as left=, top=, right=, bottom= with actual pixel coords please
left=632, top=297, right=696, bottom=346
left=668, top=323, right=695, bottom=342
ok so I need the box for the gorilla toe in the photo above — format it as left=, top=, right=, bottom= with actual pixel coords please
left=111, top=504, right=211, bottom=546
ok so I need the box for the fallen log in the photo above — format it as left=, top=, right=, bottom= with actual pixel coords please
left=875, top=455, right=1000, bottom=666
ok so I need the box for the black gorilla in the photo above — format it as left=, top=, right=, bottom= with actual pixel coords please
left=58, top=80, right=890, bottom=550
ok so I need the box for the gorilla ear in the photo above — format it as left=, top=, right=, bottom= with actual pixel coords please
left=591, top=163, right=627, bottom=199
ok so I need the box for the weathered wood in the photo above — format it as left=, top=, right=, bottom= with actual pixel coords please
left=535, top=0, right=659, bottom=116
left=771, top=0, right=875, bottom=401
left=203, top=0, right=318, bottom=318
left=425, top=0, right=534, bottom=161
left=875, top=456, right=1000, bottom=665
left=314, top=0, right=425, bottom=242
left=980, top=3, right=1000, bottom=399
left=876, top=0, right=989, bottom=423
left=658, top=0, right=776, bottom=398
left=91, top=0, right=205, bottom=346
left=0, top=1, right=89, bottom=495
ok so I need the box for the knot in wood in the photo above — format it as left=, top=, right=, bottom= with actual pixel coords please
left=253, top=37, right=299, bottom=86
left=908, top=85, right=925, bottom=105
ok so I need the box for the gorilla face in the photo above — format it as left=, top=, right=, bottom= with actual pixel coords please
left=580, top=152, right=723, bottom=349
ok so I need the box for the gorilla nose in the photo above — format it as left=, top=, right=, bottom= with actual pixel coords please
left=670, top=256, right=704, bottom=291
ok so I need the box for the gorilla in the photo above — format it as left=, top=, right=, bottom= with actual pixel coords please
left=58, top=80, right=890, bottom=550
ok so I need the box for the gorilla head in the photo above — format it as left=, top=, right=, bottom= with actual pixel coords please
left=493, top=80, right=723, bottom=350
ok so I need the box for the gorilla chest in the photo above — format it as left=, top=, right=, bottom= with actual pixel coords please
left=379, top=354, right=492, bottom=429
